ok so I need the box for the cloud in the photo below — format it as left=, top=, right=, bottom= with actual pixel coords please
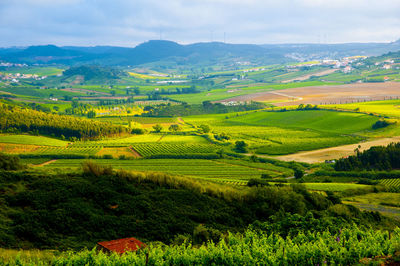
left=0, top=0, right=399, bottom=46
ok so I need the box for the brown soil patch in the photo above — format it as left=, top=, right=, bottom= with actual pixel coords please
left=281, top=69, right=338, bottom=83
left=0, top=143, right=40, bottom=154
left=96, top=147, right=139, bottom=159
left=274, top=137, right=400, bottom=164
left=219, top=82, right=400, bottom=106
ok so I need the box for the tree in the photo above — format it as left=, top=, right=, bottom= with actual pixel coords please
left=87, top=110, right=96, bottom=118
left=169, top=124, right=181, bottom=132
left=199, top=124, right=210, bottom=133
left=294, top=168, right=304, bottom=179
left=234, top=141, right=248, bottom=153
left=153, top=124, right=163, bottom=133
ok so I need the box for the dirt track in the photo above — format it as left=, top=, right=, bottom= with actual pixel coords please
left=273, top=137, right=400, bottom=164
left=220, top=82, right=400, bottom=106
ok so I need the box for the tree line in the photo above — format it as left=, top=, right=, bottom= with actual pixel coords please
left=0, top=103, right=129, bottom=140
left=334, top=142, right=400, bottom=171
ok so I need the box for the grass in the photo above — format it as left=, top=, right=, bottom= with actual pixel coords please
left=0, top=135, right=68, bottom=146
left=303, top=182, right=368, bottom=192
left=343, top=192, right=400, bottom=220
left=43, top=159, right=287, bottom=182
left=184, top=110, right=375, bottom=155
left=1, top=67, right=64, bottom=76
left=131, top=143, right=217, bottom=156
left=228, top=110, right=378, bottom=134
left=326, top=99, right=400, bottom=118
left=167, top=81, right=340, bottom=104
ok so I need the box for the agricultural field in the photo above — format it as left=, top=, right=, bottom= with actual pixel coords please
left=0, top=66, right=64, bottom=76
left=380, top=179, right=400, bottom=187
left=0, top=135, right=68, bottom=146
left=131, top=143, right=216, bottom=157
left=220, top=82, right=400, bottom=106
left=184, top=110, right=379, bottom=155
left=302, top=182, right=368, bottom=192
left=167, top=81, right=339, bottom=104
left=42, top=158, right=290, bottom=181
left=326, top=99, right=400, bottom=118
left=343, top=193, right=400, bottom=220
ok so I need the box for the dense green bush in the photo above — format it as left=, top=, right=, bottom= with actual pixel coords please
left=0, top=153, right=24, bottom=170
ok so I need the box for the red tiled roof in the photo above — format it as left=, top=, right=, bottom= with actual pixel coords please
left=97, top=237, right=146, bottom=254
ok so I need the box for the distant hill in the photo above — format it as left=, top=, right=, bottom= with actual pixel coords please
left=1, top=39, right=400, bottom=66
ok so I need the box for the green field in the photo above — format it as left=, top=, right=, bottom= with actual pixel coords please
left=131, top=143, right=216, bottom=156
left=303, top=182, right=368, bottom=192
left=380, top=178, right=400, bottom=187
left=326, top=100, right=400, bottom=118
left=184, top=110, right=377, bottom=155
left=0, top=135, right=68, bottom=146
left=1, top=67, right=64, bottom=76
left=43, top=158, right=288, bottom=181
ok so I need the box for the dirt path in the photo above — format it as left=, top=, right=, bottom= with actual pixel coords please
left=273, top=137, right=400, bottom=163
left=33, top=159, right=57, bottom=167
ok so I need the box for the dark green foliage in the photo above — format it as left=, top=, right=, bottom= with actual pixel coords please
left=294, top=168, right=304, bottom=179
left=86, top=110, right=96, bottom=118
left=234, top=141, right=248, bottom=153
left=152, top=124, right=163, bottom=133
left=0, top=153, right=24, bottom=170
left=198, top=124, right=210, bottom=133
left=168, top=124, right=181, bottom=132
left=247, top=179, right=270, bottom=187
left=0, top=165, right=364, bottom=250
left=142, top=102, right=265, bottom=117
left=372, top=119, right=392, bottom=129
left=63, top=65, right=124, bottom=80
left=131, top=128, right=145, bottom=135
left=0, top=103, right=129, bottom=140
left=334, top=142, right=400, bottom=171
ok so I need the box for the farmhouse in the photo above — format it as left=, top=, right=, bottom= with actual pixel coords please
left=97, top=237, right=146, bottom=254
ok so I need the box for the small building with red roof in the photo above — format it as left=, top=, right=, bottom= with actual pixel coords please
left=97, top=237, right=146, bottom=254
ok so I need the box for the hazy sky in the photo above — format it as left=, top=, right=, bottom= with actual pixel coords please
left=1, top=0, right=400, bottom=47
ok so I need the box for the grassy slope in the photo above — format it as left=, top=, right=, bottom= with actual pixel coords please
left=0, top=135, right=68, bottom=146
left=184, top=110, right=379, bottom=155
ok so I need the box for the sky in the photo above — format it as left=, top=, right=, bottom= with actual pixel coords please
left=0, top=0, right=400, bottom=47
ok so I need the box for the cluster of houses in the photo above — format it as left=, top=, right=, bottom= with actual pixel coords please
left=0, top=72, right=47, bottom=83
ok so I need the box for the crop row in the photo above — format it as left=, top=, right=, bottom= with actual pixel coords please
left=44, top=159, right=267, bottom=179
left=131, top=143, right=216, bottom=156
left=380, top=178, right=400, bottom=187
left=30, top=146, right=102, bottom=155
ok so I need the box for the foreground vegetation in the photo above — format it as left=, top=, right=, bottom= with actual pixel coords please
left=1, top=226, right=399, bottom=265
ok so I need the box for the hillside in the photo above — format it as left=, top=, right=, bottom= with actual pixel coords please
left=2, top=39, right=400, bottom=67
left=0, top=161, right=392, bottom=250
